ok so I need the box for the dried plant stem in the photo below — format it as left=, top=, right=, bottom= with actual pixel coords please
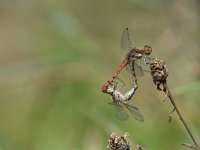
left=182, top=143, right=200, bottom=150
left=165, top=83, right=199, bottom=148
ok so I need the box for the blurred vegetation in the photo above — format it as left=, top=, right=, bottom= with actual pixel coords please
left=0, top=0, right=199, bottom=150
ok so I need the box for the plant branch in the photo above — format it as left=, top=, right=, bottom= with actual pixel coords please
left=150, top=58, right=199, bottom=149
left=182, top=143, right=200, bottom=150
left=164, top=83, right=199, bottom=148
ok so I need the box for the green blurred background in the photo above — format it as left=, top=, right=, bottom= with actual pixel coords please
left=0, top=0, right=200, bottom=149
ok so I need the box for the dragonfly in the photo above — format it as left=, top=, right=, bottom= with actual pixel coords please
left=102, top=28, right=152, bottom=94
left=106, top=63, right=144, bottom=121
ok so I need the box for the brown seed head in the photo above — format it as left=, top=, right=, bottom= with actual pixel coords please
left=108, top=132, right=130, bottom=150
left=150, top=58, right=168, bottom=92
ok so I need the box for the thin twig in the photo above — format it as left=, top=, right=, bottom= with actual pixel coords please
left=150, top=58, right=199, bottom=148
left=182, top=143, right=200, bottom=150
left=164, top=83, right=199, bottom=148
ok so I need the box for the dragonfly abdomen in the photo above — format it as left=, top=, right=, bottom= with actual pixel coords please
left=101, top=59, right=128, bottom=93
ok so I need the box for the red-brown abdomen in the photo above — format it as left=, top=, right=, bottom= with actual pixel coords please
left=102, top=59, right=129, bottom=93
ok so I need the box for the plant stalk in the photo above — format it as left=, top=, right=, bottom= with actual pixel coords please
left=165, top=83, right=199, bottom=148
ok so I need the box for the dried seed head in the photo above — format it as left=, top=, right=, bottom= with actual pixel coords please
left=150, top=58, right=168, bottom=92
left=108, top=132, right=130, bottom=150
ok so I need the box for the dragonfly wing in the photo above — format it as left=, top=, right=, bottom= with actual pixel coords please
left=125, top=64, right=132, bottom=74
left=116, top=105, right=129, bottom=121
left=124, top=102, right=144, bottom=122
left=109, top=102, right=129, bottom=121
left=121, top=28, right=133, bottom=51
left=134, top=62, right=144, bottom=76
left=126, top=61, right=144, bottom=76
left=134, top=59, right=152, bottom=75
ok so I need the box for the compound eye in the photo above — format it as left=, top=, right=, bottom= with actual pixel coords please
left=115, top=93, right=121, bottom=100
left=145, top=46, right=152, bottom=55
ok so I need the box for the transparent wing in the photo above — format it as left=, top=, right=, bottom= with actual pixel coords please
left=124, top=102, right=144, bottom=122
left=116, top=105, right=129, bottom=121
left=135, top=59, right=152, bottom=75
left=109, top=102, right=129, bottom=121
left=121, top=28, right=133, bottom=51
left=125, top=61, right=144, bottom=76
left=134, top=61, right=144, bottom=76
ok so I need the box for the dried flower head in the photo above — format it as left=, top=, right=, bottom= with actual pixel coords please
left=108, top=132, right=130, bottom=150
left=150, top=58, right=168, bottom=92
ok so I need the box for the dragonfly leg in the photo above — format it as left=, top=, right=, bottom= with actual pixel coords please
left=110, top=82, right=117, bottom=87
left=109, top=80, right=119, bottom=91
left=144, top=57, right=148, bottom=64
left=110, top=77, right=123, bottom=88
left=115, top=76, right=125, bottom=91
left=144, top=56, right=152, bottom=64
left=146, top=56, right=155, bottom=60
left=111, top=80, right=118, bottom=85
left=116, top=76, right=125, bottom=86
left=144, top=56, right=155, bottom=64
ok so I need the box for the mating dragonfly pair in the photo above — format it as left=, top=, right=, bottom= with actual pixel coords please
left=102, top=28, right=153, bottom=122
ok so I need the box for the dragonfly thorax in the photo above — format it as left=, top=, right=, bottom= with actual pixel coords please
left=112, top=91, right=126, bottom=102
left=126, top=49, right=143, bottom=60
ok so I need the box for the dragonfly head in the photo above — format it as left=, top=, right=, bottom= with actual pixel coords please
left=144, top=45, right=152, bottom=55
left=107, top=85, right=115, bottom=94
